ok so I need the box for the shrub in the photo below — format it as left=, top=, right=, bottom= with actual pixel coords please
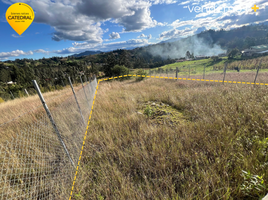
left=136, top=69, right=148, bottom=81
left=0, top=97, right=4, bottom=104
left=111, top=65, right=129, bottom=77
left=144, top=105, right=154, bottom=117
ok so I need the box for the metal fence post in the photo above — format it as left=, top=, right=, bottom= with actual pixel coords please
left=32, top=80, right=75, bottom=169
left=24, top=89, right=29, bottom=96
left=254, top=59, right=262, bottom=84
left=89, top=76, right=94, bottom=94
left=176, top=67, right=178, bottom=81
left=223, top=63, right=227, bottom=84
left=80, top=75, right=91, bottom=110
left=10, top=91, right=14, bottom=99
left=84, top=76, right=91, bottom=96
left=68, top=77, right=86, bottom=126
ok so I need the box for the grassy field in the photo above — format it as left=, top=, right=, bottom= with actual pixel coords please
left=1, top=73, right=268, bottom=199
left=72, top=75, right=268, bottom=199
left=146, top=56, right=268, bottom=77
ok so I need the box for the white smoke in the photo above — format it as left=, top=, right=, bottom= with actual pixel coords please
left=148, top=34, right=226, bottom=59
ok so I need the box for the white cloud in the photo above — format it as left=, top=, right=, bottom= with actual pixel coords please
left=11, top=34, right=23, bottom=38
left=76, top=0, right=162, bottom=32
left=178, top=1, right=190, bottom=5
left=159, top=28, right=194, bottom=40
left=55, top=38, right=150, bottom=54
left=151, top=0, right=178, bottom=4
left=109, top=32, right=121, bottom=39
left=138, top=33, right=152, bottom=39
left=3, top=0, right=165, bottom=41
left=0, top=50, right=33, bottom=60
left=138, top=33, right=147, bottom=38
left=33, top=49, right=50, bottom=54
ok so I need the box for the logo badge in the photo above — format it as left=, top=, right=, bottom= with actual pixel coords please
left=6, top=2, right=35, bottom=35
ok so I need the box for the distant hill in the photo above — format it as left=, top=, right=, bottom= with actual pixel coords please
left=72, top=51, right=102, bottom=57
left=159, top=37, right=181, bottom=44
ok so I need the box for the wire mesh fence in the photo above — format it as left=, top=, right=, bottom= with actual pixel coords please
left=0, top=76, right=97, bottom=199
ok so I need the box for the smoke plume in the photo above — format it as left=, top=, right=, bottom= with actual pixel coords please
left=148, top=34, right=226, bottom=59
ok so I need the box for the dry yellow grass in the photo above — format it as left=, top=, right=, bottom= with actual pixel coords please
left=1, top=75, right=268, bottom=199
left=0, top=84, right=84, bottom=142
left=0, top=82, right=93, bottom=199
left=72, top=76, right=268, bottom=199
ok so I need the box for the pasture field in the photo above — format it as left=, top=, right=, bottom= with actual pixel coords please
left=147, top=56, right=268, bottom=77
left=72, top=75, right=268, bottom=199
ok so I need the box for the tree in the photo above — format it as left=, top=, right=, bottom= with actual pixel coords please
left=103, top=54, right=117, bottom=77
left=228, top=48, right=239, bottom=59
left=0, top=69, right=11, bottom=82
left=111, top=65, right=129, bottom=77
left=186, top=51, right=191, bottom=59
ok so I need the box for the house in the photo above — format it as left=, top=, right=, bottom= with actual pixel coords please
left=241, top=44, right=268, bottom=57
left=195, top=55, right=208, bottom=60
left=218, top=53, right=227, bottom=57
left=176, top=59, right=186, bottom=62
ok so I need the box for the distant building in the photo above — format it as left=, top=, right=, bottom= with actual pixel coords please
left=218, top=53, right=227, bottom=57
left=195, top=55, right=208, bottom=60
left=6, top=81, right=16, bottom=85
left=176, top=59, right=186, bottom=62
left=242, top=44, right=268, bottom=57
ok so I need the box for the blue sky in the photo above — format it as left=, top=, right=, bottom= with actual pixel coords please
left=0, top=0, right=267, bottom=61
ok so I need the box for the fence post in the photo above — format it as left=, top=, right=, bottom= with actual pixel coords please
left=254, top=59, right=262, bottom=84
left=10, top=91, right=14, bottom=99
left=24, top=89, right=29, bottom=96
left=176, top=67, right=178, bottom=81
left=32, top=80, right=75, bottom=169
left=189, top=65, right=191, bottom=78
left=223, top=63, right=227, bottom=84
left=89, top=76, right=94, bottom=95
left=203, top=65, right=205, bottom=79
left=84, top=76, right=91, bottom=95
left=68, top=77, right=86, bottom=126
left=80, top=75, right=91, bottom=111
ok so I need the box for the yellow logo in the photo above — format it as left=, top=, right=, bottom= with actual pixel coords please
left=6, top=2, right=35, bottom=35
left=252, top=5, right=259, bottom=12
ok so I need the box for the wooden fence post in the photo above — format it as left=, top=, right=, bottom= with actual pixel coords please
left=254, top=59, right=262, bottom=84
left=189, top=65, right=191, bottom=78
left=203, top=65, right=205, bottom=79
left=222, top=63, right=227, bottom=84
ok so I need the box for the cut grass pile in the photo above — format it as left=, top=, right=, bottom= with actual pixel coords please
left=73, top=77, right=268, bottom=199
